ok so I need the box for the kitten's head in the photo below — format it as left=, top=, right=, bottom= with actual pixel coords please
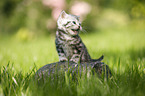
left=57, top=11, right=82, bottom=36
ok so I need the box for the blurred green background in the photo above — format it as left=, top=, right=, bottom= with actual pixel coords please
left=0, top=0, right=145, bottom=36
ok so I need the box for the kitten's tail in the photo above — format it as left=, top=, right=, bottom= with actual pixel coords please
left=92, top=55, right=104, bottom=62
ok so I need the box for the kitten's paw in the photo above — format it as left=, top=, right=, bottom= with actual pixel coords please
left=59, top=58, right=68, bottom=62
left=60, top=60, right=67, bottom=62
left=70, top=59, right=80, bottom=63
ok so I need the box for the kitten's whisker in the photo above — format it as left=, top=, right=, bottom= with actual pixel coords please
left=81, top=28, right=88, bottom=36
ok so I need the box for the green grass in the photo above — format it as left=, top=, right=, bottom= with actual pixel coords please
left=0, top=24, right=145, bottom=96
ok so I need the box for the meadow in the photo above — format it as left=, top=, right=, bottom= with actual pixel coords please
left=0, top=22, right=145, bottom=96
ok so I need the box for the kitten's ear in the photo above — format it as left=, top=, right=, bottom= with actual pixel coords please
left=77, top=16, right=80, bottom=19
left=60, top=10, right=67, bottom=19
left=75, top=16, right=80, bottom=20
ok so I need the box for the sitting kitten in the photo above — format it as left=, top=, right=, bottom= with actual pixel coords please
left=55, top=11, right=103, bottom=63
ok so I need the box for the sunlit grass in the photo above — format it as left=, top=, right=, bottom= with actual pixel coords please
left=0, top=24, right=145, bottom=96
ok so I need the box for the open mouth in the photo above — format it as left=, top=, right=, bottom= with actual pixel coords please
left=71, top=28, right=80, bottom=33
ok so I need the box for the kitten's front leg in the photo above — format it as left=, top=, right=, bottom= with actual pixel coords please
left=56, top=39, right=68, bottom=62
left=58, top=53, right=68, bottom=62
left=70, top=54, right=80, bottom=63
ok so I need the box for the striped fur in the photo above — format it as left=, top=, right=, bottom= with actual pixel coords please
left=55, top=11, right=103, bottom=63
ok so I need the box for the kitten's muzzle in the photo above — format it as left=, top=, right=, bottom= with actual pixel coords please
left=71, top=26, right=80, bottom=32
left=71, top=28, right=79, bottom=32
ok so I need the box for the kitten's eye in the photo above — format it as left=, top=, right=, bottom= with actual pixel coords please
left=72, top=21, right=76, bottom=24
left=79, top=23, right=81, bottom=25
left=67, top=21, right=71, bottom=23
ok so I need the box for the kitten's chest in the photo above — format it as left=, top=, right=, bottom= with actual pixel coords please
left=63, top=43, right=73, bottom=58
left=62, top=40, right=76, bottom=56
left=60, top=37, right=80, bottom=57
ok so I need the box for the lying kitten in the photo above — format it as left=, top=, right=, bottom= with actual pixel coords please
left=35, top=61, right=112, bottom=81
left=55, top=11, right=103, bottom=63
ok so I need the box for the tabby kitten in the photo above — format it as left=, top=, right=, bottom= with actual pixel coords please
left=55, top=11, right=103, bottom=63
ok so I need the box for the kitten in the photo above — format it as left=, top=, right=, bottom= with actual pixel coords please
left=55, top=11, right=103, bottom=63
